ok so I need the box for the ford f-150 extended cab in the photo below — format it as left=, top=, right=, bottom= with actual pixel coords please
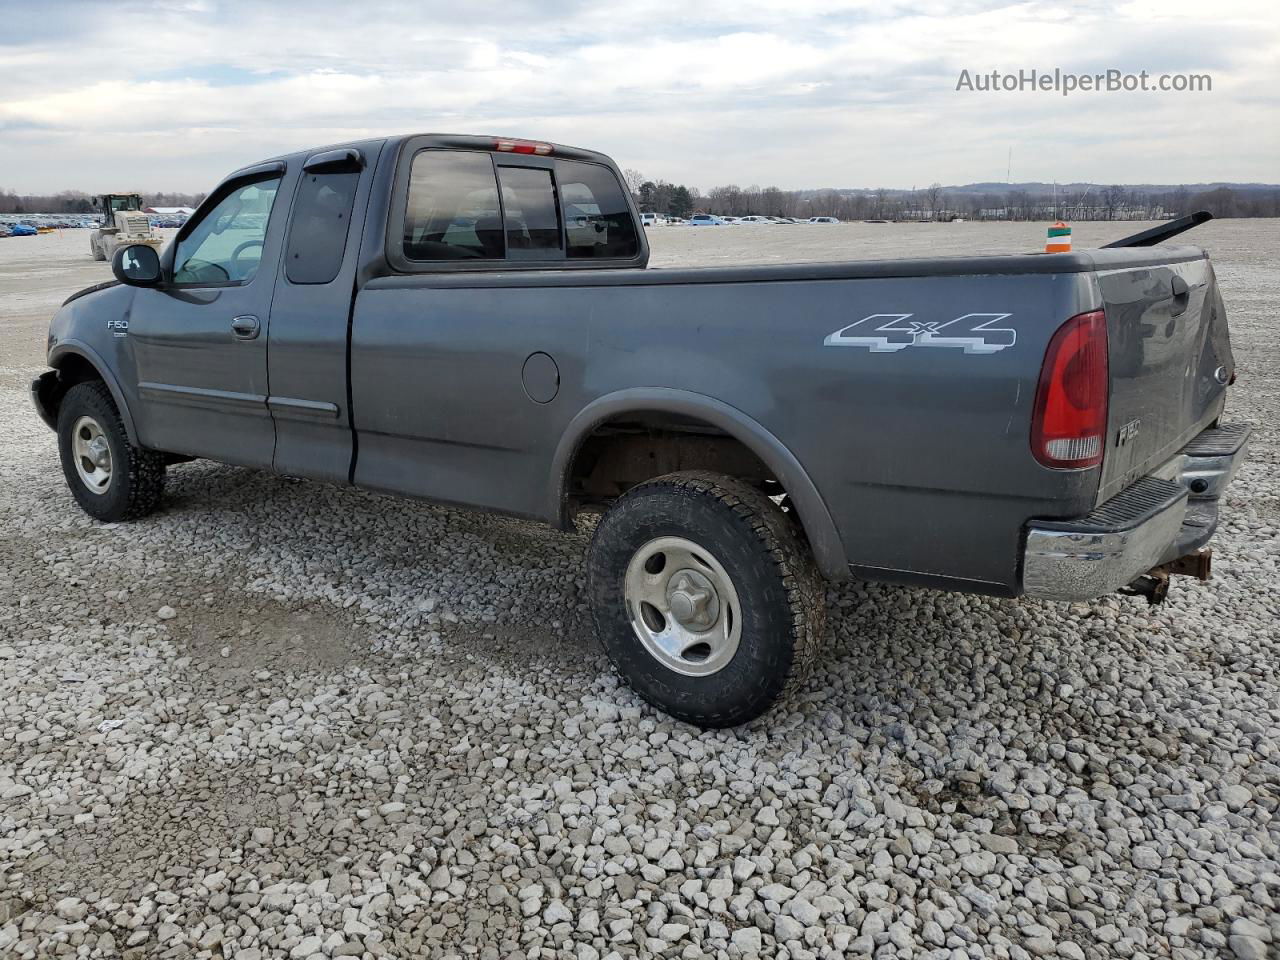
left=32, top=134, right=1249, bottom=726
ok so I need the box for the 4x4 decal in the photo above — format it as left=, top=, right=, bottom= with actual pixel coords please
left=824, top=312, right=1015, bottom=354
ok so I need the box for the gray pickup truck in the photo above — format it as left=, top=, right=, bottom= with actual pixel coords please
left=32, top=134, right=1249, bottom=726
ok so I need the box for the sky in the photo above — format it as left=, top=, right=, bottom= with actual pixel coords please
left=0, top=0, right=1277, bottom=194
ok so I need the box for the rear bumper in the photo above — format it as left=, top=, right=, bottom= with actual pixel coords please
left=1022, top=422, right=1250, bottom=601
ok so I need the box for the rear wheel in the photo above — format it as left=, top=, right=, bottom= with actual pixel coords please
left=57, top=381, right=165, bottom=522
left=91, top=236, right=106, bottom=261
left=588, top=471, right=825, bottom=727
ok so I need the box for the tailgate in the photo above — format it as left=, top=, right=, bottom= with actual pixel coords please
left=1094, top=250, right=1234, bottom=502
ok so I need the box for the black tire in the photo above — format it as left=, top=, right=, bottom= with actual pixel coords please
left=588, top=471, right=825, bottom=727
left=57, top=381, right=165, bottom=522
left=91, top=237, right=106, bottom=261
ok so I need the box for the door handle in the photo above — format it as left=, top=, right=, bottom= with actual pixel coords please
left=1170, top=276, right=1190, bottom=317
left=231, top=315, right=260, bottom=340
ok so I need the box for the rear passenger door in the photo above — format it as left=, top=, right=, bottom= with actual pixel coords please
left=267, top=144, right=382, bottom=483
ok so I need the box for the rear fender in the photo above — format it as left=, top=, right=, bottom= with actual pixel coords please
left=551, top=387, right=849, bottom=581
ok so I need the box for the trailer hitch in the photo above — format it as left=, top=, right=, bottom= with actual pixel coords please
left=1120, top=547, right=1213, bottom=605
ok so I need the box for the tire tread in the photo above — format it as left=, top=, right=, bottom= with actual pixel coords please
left=58, top=381, right=165, bottom=521
left=588, top=470, right=826, bottom=726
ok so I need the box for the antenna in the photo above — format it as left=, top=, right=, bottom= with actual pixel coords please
left=1006, top=147, right=1012, bottom=183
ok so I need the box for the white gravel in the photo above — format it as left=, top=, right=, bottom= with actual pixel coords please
left=1, top=222, right=1277, bottom=959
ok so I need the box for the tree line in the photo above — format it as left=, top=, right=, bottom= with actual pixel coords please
left=0, top=189, right=207, bottom=215
left=6, top=177, right=1278, bottom=222
left=622, top=170, right=1280, bottom=221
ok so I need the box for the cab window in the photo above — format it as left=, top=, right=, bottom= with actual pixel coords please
left=285, top=171, right=359, bottom=284
left=173, top=178, right=281, bottom=285
left=403, top=151, right=502, bottom=260
left=398, top=148, right=640, bottom=267
left=555, top=160, right=639, bottom=260
left=497, top=166, right=562, bottom=257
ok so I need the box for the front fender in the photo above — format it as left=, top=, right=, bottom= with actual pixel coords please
left=47, top=340, right=140, bottom=444
left=551, top=387, right=850, bottom=581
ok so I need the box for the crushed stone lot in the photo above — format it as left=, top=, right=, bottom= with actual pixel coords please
left=1, top=222, right=1277, bottom=959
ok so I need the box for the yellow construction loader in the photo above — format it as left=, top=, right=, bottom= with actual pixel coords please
left=90, top=194, right=163, bottom=261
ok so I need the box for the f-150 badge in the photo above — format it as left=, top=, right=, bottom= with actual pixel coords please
left=824, top=312, right=1015, bottom=354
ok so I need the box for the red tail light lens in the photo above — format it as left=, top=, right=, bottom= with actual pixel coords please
left=1031, top=309, right=1109, bottom=469
left=494, top=139, right=553, bottom=155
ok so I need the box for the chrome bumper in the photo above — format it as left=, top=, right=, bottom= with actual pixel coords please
left=1022, top=422, right=1250, bottom=601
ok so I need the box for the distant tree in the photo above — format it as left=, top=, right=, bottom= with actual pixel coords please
left=1005, top=190, right=1028, bottom=220
left=706, top=184, right=733, bottom=215
left=1190, top=186, right=1238, bottom=218
left=760, top=187, right=787, bottom=216
left=644, top=180, right=676, bottom=214
left=622, top=168, right=646, bottom=200
left=669, top=185, right=694, bottom=218
left=637, top=180, right=658, bottom=211
left=1101, top=184, right=1126, bottom=220
left=924, top=182, right=944, bottom=220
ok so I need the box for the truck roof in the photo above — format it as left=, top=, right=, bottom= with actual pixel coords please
left=241, top=133, right=616, bottom=180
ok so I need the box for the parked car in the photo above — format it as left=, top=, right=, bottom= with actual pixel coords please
left=639, top=213, right=660, bottom=228
left=10, top=224, right=37, bottom=236
left=31, top=134, right=1247, bottom=727
left=720, top=216, right=740, bottom=224
left=808, top=216, right=840, bottom=223
left=737, top=215, right=775, bottom=225
left=663, top=216, right=685, bottom=225
left=0, top=225, right=12, bottom=238
left=686, top=214, right=727, bottom=226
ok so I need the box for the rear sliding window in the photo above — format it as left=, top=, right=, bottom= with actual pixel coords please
left=402, top=150, right=639, bottom=264
left=286, top=171, right=358, bottom=284
left=498, top=166, right=561, bottom=256
left=404, top=151, right=502, bottom=260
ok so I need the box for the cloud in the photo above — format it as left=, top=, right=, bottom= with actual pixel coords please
left=0, top=0, right=1275, bottom=191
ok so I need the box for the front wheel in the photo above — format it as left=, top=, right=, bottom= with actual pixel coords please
left=588, top=471, right=825, bottom=727
left=57, top=381, right=165, bottom=522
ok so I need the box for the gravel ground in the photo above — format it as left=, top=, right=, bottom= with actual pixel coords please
left=1, top=222, right=1277, bottom=960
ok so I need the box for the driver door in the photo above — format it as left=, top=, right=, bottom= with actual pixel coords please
left=128, top=166, right=291, bottom=469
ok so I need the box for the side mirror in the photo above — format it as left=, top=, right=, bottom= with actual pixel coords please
left=112, top=244, right=162, bottom=287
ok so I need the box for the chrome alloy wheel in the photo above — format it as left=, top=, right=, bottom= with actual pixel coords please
left=623, top=536, right=742, bottom=676
left=71, top=415, right=112, bottom=495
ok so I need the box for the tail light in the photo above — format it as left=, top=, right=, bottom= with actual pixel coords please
left=494, top=139, right=553, bottom=156
left=1031, top=309, right=1109, bottom=469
